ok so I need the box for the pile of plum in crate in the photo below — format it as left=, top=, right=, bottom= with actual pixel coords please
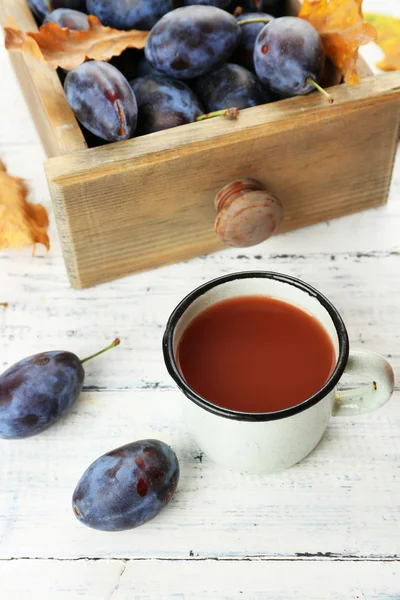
left=3, top=0, right=399, bottom=289
left=27, top=0, right=331, bottom=146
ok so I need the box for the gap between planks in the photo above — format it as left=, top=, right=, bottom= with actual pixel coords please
left=81, top=384, right=400, bottom=393
left=0, top=555, right=399, bottom=563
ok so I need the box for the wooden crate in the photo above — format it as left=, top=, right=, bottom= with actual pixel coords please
left=2, top=0, right=400, bottom=288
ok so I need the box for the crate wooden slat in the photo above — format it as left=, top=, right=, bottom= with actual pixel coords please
left=0, top=0, right=86, bottom=156
left=2, top=0, right=400, bottom=288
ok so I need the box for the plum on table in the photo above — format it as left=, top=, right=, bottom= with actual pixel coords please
left=73, top=440, right=180, bottom=531
left=0, top=339, right=120, bottom=439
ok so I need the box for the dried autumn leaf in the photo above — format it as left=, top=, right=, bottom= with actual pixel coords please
left=4, top=15, right=149, bottom=70
left=364, top=13, right=400, bottom=72
left=0, top=161, right=50, bottom=252
left=299, top=0, right=377, bottom=85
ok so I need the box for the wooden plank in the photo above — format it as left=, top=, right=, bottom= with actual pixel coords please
left=0, top=0, right=86, bottom=157
left=45, top=73, right=400, bottom=288
left=0, top=247, right=400, bottom=389
left=0, top=559, right=399, bottom=599
left=1, top=248, right=400, bottom=389
left=0, top=559, right=123, bottom=599
left=0, top=389, right=398, bottom=559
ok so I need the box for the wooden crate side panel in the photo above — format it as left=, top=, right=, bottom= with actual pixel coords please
left=48, top=93, right=400, bottom=288
left=46, top=74, right=400, bottom=182
left=0, top=0, right=86, bottom=157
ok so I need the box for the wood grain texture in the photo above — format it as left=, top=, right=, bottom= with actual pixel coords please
left=46, top=73, right=400, bottom=288
left=1, top=560, right=399, bottom=599
left=0, top=389, right=399, bottom=559
left=1, top=250, right=400, bottom=389
left=0, top=0, right=86, bottom=157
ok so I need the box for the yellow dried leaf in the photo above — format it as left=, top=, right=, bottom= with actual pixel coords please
left=4, top=15, right=149, bottom=70
left=364, top=13, right=400, bottom=71
left=299, top=0, right=377, bottom=85
left=0, top=161, right=50, bottom=252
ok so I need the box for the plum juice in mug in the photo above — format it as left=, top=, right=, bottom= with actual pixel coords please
left=164, top=272, right=394, bottom=473
left=176, top=296, right=337, bottom=413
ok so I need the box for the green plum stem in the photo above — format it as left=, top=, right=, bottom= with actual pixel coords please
left=196, top=107, right=240, bottom=122
left=237, top=18, right=271, bottom=26
left=81, top=338, right=121, bottom=364
left=307, top=77, right=334, bottom=104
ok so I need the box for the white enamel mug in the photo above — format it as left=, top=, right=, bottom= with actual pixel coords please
left=163, top=272, right=394, bottom=474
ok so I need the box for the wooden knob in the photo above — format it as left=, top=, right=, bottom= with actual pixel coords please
left=214, top=179, right=284, bottom=248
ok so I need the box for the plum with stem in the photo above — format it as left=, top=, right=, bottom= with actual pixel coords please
left=0, top=339, right=120, bottom=439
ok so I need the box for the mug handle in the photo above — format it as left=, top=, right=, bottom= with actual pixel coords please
left=333, top=349, right=395, bottom=416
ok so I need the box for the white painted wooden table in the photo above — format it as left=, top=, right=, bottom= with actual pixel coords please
left=0, top=3, right=399, bottom=597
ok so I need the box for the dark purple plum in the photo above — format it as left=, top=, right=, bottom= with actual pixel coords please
left=195, top=63, right=272, bottom=111
left=130, top=75, right=203, bottom=135
left=28, top=0, right=87, bottom=22
left=72, top=440, right=180, bottom=531
left=43, top=8, right=89, bottom=29
left=64, top=61, right=138, bottom=142
left=0, top=340, right=119, bottom=439
left=86, top=0, right=175, bottom=30
left=145, top=6, right=241, bottom=79
left=233, top=12, right=274, bottom=72
left=0, top=351, right=83, bottom=439
left=254, top=17, right=324, bottom=98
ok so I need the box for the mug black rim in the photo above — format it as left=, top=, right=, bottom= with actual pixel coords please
left=162, top=271, right=349, bottom=422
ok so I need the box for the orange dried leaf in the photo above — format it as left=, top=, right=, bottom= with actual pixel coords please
left=4, top=15, right=149, bottom=70
left=299, top=0, right=377, bottom=85
left=364, top=13, right=400, bottom=72
left=0, top=161, right=50, bottom=252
